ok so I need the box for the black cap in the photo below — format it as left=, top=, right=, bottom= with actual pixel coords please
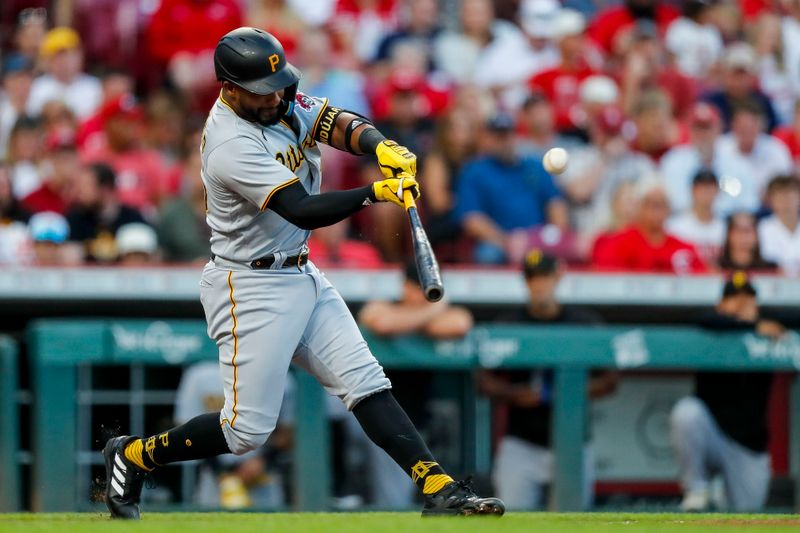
left=486, top=111, right=515, bottom=132
left=722, top=271, right=757, bottom=298
left=692, top=168, right=718, bottom=187
left=523, top=249, right=558, bottom=278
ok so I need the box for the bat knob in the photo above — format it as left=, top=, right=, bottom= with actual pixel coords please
left=425, top=286, right=443, bottom=302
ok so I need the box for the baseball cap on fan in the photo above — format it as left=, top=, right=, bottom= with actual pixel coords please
left=99, top=94, right=144, bottom=123
left=520, top=0, right=560, bottom=39
left=723, top=42, right=758, bottom=73
left=40, top=27, right=81, bottom=57
left=551, top=9, right=586, bottom=40
left=29, top=211, right=69, bottom=243
left=116, top=223, right=158, bottom=256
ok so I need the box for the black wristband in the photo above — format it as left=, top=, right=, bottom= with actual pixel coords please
left=358, top=127, right=386, bottom=155
left=344, top=118, right=371, bottom=154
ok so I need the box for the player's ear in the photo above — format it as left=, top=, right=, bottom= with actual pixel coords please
left=222, top=81, right=236, bottom=96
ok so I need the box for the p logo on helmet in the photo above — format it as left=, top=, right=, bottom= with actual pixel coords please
left=268, top=53, right=280, bottom=73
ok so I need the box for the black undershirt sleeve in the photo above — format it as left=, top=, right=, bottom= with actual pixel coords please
left=268, top=180, right=376, bottom=230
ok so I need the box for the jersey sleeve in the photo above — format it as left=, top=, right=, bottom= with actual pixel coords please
left=292, top=92, right=336, bottom=143
left=206, top=136, right=299, bottom=211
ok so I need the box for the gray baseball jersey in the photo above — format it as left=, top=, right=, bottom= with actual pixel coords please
left=198, top=93, right=391, bottom=456
left=201, top=93, right=326, bottom=262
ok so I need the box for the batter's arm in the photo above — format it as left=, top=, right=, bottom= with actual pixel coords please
left=312, top=106, right=416, bottom=179
left=269, top=180, right=375, bottom=230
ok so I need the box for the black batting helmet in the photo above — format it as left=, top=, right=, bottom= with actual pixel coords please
left=214, top=27, right=301, bottom=117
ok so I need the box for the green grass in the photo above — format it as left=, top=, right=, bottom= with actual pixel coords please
left=1, top=513, right=800, bottom=533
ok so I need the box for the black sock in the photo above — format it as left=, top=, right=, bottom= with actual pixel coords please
left=124, top=412, right=230, bottom=470
left=353, top=390, right=453, bottom=494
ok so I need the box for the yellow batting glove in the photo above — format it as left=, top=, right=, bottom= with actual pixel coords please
left=372, top=174, right=421, bottom=207
left=375, top=140, right=417, bottom=179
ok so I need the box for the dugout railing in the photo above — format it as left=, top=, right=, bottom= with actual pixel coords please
left=23, top=320, right=800, bottom=513
left=0, top=335, right=20, bottom=512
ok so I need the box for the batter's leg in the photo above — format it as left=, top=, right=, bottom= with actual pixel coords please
left=104, top=268, right=318, bottom=519
left=294, top=272, right=504, bottom=515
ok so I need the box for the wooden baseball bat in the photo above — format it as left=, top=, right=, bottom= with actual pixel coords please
left=403, top=189, right=444, bottom=302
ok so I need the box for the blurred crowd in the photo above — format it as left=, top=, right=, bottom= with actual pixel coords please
left=1, top=0, right=800, bottom=276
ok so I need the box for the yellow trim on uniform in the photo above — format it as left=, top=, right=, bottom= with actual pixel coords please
left=219, top=92, right=235, bottom=113
left=260, top=177, right=300, bottom=211
left=227, top=272, right=240, bottom=427
left=279, top=119, right=294, bottom=132
left=310, top=98, right=330, bottom=140
left=423, top=474, right=454, bottom=494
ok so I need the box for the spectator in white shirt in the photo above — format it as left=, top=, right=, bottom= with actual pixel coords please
left=665, top=0, right=723, bottom=80
left=660, top=102, right=722, bottom=213
left=519, top=0, right=561, bottom=72
left=433, top=0, right=527, bottom=89
left=666, top=169, right=725, bottom=265
left=26, top=27, right=102, bottom=121
left=758, top=175, right=800, bottom=276
left=714, top=99, right=793, bottom=214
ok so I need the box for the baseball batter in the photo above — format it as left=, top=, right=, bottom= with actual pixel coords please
left=103, top=28, right=504, bottom=518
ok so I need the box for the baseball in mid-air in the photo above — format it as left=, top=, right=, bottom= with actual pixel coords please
left=543, top=147, right=569, bottom=175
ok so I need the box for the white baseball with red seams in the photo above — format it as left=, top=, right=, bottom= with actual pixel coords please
left=543, top=147, right=569, bottom=175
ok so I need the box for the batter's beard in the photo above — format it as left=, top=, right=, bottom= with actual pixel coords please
left=242, top=104, right=284, bottom=126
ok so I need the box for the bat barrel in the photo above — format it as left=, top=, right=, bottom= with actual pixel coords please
left=407, top=206, right=444, bottom=302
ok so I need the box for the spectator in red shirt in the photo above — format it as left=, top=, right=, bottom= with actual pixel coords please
left=529, top=9, right=597, bottom=134
left=81, top=95, right=170, bottom=217
left=588, top=0, right=679, bottom=55
left=592, top=177, right=707, bottom=274
left=146, top=0, right=243, bottom=107
left=21, top=131, right=79, bottom=215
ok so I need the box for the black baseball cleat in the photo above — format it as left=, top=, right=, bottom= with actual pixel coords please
left=421, top=479, right=506, bottom=516
left=103, top=435, right=148, bottom=519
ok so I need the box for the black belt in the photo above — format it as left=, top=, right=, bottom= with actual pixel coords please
left=210, top=252, right=309, bottom=270
left=250, top=252, right=308, bottom=270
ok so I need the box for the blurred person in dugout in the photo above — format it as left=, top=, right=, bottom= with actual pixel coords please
left=175, top=361, right=290, bottom=509
left=671, top=272, right=788, bottom=512
left=478, top=250, right=618, bottom=510
left=455, top=112, right=569, bottom=265
left=359, top=261, right=475, bottom=508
